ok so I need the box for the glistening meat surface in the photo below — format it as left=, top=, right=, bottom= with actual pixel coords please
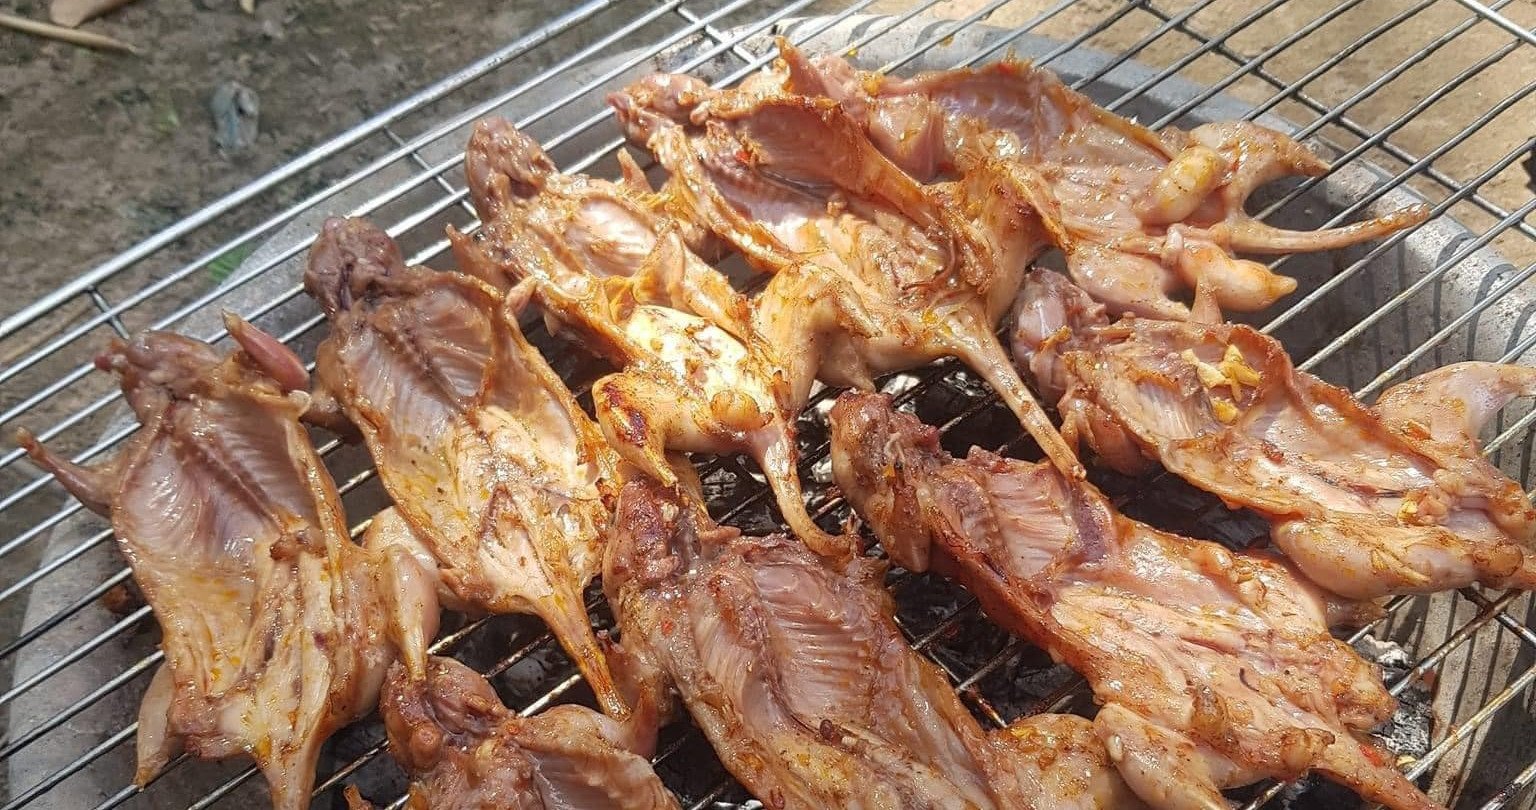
left=305, top=217, right=630, bottom=717
left=604, top=479, right=1142, bottom=810
left=611, top=71, right=1085, bottom=480
left=771, top=41, right=1428, bottom=320
left=353, top=655, right=678, bottom=810
left=1013, top=268, right=1536, bottom=599
left=19, top=322, right=437, bottom=810
left=453, top=117, right=848, bottom=558
left=829, top=392, right=1440, bottom=810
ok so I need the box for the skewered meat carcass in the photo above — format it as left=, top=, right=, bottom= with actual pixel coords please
left=351, top=652, right=679, bottom=810
left=829, top=391, right=1441, bottom=810
left=1013, top=268, right=1536, bottom=599
left=610, top=73, right=1086, bottom=480
left=451, top=117, right=849, bottom=557
left=305, top=216, right=631, bottom=717
left=769, top=41, right=1429, bottom=320
left=603, top=478, right=1143, bottom=809
left=17, top=319, right=439, bottom=810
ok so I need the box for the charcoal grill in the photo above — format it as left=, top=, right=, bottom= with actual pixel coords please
left=2, top=1, right=1535, bottom=808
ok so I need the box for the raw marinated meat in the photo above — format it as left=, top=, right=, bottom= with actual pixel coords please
left=772, top=41, right=1429, bottom=320
left=19, top=320, right=438, bottom=810
left=454, top=117, right=848, bottom=557
left=306, top=216, right=629, bottom=717
left=611, top=75, right=1084, bottom=479
left=363, top=654, right=678, bottom=809
left=603, top=478, right=1141, bottom=809
left=830, top=391, right=1440, bottom=810
left=1013, top=268, right=1536, bottom=598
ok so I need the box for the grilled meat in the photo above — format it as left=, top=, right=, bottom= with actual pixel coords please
left=453, top=117, right=849, bottom=558
left=364, top=506, right=474, bottom=614
left=771, top=41, right=1428, bottom=320
left=829, top=391, right=1441, bottom=810
left=603, top=478, right=1141, bottom=809
left=368, top=654, right=678, bottom=810
left=610, top=74, right=1086, bottom=480
left=305, top=216, right=630, bottom=717
left=1013, top=268, right=1536, bottom=599
left=461, top=117, right=750, bottom=340
left=18, top=320, right=438, bottom=810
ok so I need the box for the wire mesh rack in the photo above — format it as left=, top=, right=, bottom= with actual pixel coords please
left=1, top=0, right=1534, bottom=808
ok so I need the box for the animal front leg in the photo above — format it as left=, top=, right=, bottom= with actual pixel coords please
left=369, top=544, right=441, bottom=682
left=133, top=665, right=181, bottom=786
left=1374, top=362, right=1536, bottom=447
left=630, top=229, right=754, bottom=341
left=16, top=429, right=120, bottom=516
left=1094, top=703, right=1237, bottom=810
left=592, top=372, right=694, bottom=490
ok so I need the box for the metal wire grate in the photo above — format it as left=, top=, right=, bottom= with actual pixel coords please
left=1, top=1, right=1534, bottom=808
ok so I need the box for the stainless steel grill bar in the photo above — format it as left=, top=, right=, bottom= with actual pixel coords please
left=0, top=0, right=721, bottom=428
left=1265, top=135, right=1535, bottom=336
left=1486, top=758, right=1536, bottom=810
left=1100, top=0, right=1300, bottom=115
left=0, top=0, right=792, bottom=572
left=0, top=567, right=129, bottom=661
left=0, top=0, right=620, bottom=342
left=0, top=650, right=161, bottom=764
left=1489, top=407, right=1536, bottom=456
left=5, top=3, right=1535, bottom=808
left=877, top=0, right=1021, bottom=73
left=1403, top=605, right=1536, bottom=781
left=1242, top=0, right=1438, bottom=120
left=954, top=0, right=1128, bottom=69
left=0, top=605, right=151, bottom=709
left=1447, top=0, right=1536, bottom=46
left=86, top=290, right=130, bottom=340
left=1297, top=194, right=1536, bottom=371
left=1248, top=34, right=1523, bottom=222
left=1137, top=2, right=1536, bottom=249
left=1357, top=259, right=1536, bottom=399
left=1149, top=0, right=1500, bottom=131
left=676, top=5, right=754, bottom=64
left=0, top=726, right=138, bottom=810
left=1385, top=590, right=1524, bottom=700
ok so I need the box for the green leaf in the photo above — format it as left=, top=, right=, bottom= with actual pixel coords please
left=208, top=243, right=255, bottom=283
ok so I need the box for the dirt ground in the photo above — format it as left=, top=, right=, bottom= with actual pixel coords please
left=0, top=0, right=560, bottom=327
left=2, top=0, right=1531, bottom=337
left=2, top=0, right=1531, bottom=385
left=1, top=0, right=1534, bottom=806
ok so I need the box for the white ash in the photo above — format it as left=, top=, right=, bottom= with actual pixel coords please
left=881, top=372, right=923, bottom=399
left=1355, top=634, right=1414, bottom=668
left=1276, top=636, right=1433, bottom=808
left=810, top=455, right=835, bottom=484
left=1358, top=635, right=1434, bottom=760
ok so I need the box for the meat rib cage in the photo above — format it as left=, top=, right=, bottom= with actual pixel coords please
left=1, top=2, right=1534, bottom=809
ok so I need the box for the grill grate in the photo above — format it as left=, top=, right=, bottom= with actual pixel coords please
left=2, top=1, right=1535, bottom=808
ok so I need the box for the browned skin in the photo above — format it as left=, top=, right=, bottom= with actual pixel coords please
left=452, top=117, right=849, bottom=559
left=603, top=479, right=1143, bottom=810
left=363, top=655, right=678, bottom=810
left=1013, top=268, right=1536, bottom=599
left=828, top=391, right=1441, bottom=810
left=303, top=216, right=629, bottom=718
left=610, top=73, right=1086, bottom=481
left=771, top=40, right=1429, bottom=321
left=18, top=323, right=438, bottom=810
